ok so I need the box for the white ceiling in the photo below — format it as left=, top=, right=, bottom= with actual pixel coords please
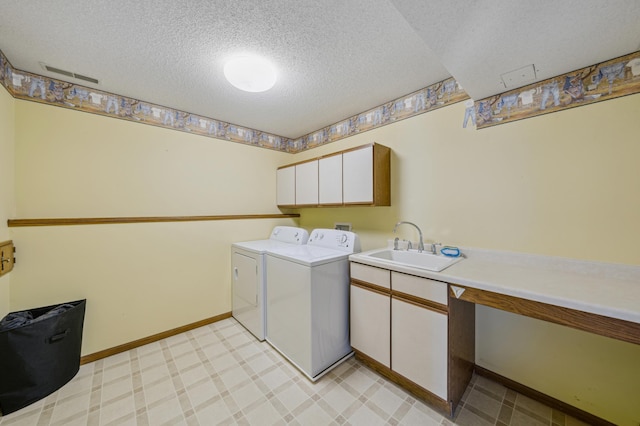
left=1, top=1, right=639, bottom=139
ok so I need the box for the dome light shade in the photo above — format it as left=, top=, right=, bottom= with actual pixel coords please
left=224, top=55, right=277, bottom=92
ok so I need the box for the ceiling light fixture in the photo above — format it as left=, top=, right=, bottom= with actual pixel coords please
left=223, top=55, right=277, bottom=93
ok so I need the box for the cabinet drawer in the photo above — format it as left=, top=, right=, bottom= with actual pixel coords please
left=350, top=263, right=390, bottom=289
left=392, top=272, right=448, bottom=305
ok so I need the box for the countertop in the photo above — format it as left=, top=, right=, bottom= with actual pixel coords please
left=349, top=246, right=640, bottom=324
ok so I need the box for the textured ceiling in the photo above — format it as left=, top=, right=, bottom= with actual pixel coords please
left=0, top=1, right=639, bottom=139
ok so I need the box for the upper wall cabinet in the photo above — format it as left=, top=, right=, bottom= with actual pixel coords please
left=318, top=153, right=343, bottom=205
left=276, top=165, right=296, bottom=207
left=343, top=144, right=390, bottom=206
left=276, top=142, right=390, bottom=208
left=295, top=159, right=319, bottom=206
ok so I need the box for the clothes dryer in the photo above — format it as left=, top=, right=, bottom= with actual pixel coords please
left=265, top=229, right=360, bottom=381
left=232, top=226, right=308, bottom=340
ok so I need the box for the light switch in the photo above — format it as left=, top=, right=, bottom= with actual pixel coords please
left=0, top=240, right=15, bottom=277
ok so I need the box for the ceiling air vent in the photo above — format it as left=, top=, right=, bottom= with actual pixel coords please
left=40, top=62, right=99, bottom=84
left=500, top=64, right=536, bottom=89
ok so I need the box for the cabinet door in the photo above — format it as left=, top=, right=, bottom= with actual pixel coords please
left=350, top=285, right=390, bottom=367
left=343, top=146, right=373, bottom=204
left=391, top=298, right=448, bottom=399
left=276, top=166, right=295, bottom=206
left=318, top=154, right=343, bottom=205
left=295, top=160, right=319, bottom=206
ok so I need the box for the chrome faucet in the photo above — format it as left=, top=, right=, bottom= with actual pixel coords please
left=393, top=221, right=424, bottom=252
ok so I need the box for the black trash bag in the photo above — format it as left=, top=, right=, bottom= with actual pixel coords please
left=0, top=299, right=86, bottom=415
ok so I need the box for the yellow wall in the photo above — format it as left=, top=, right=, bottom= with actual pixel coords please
left=10, top=101, right=297, bottom=354
left=7, top=88, right=640, bottom=424
left=295, top=96, right=640, bottom=264
left=293, top=95, right=640, bottom=425
left=0, top=86, right=14, bottom=318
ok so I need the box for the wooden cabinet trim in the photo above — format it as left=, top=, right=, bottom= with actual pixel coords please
left=354, top=350, right=452, bottom=417
left=391, top=271, right=448, bottom=306
left=454, top=284, right=640, bottom=346
left=391, top=270, right=450, bottom=285
left=350, top=262, right=391, bottom=289
left=392, top=291, right=448, bottom=315
left=351, top=279, right=391, bottom=296
left=277, top=157, right=317, bottom=169
left=318, top=151, right=344, bottom=159
left=8, top=213, right=300, bottom=227
left=339, top=143, right=375, bottom=155
left=475, top=366, right=615, bottom=426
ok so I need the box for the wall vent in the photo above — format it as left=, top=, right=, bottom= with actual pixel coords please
left=40, top=62, right=99, bottom=84
left=500, top=64, right=536, bottom=89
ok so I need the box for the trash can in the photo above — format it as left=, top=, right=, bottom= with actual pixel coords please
left=0, top=299, right=86, bottom=415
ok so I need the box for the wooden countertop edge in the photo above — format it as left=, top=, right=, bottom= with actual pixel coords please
left=454, top=284, right=640, bottom=346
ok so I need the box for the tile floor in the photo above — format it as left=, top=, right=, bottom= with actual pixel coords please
left=0, top=318, right=591, bottom=426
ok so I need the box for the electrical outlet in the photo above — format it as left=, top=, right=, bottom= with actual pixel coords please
left=0, top=240, right=15, bottom=277
left=334, top=222, right=352, bottom=231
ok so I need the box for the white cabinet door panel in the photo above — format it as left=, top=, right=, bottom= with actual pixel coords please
left=295, top=160, right=319, bottom=205
left=350, top=285, right=390, bottom=367
left=319, top=154, right=343, bottom=204
left=276, top=166, right=295, bottom=206
left=391, top=298, right=448, bottom=399
left=343, top=146, right=373, bottom=203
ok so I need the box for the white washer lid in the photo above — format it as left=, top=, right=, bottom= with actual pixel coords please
left=232, top=226, right=309, bottom=254
left=232, top=239, right=300, bottom=254
left=266, top=244, right=349, bottom=267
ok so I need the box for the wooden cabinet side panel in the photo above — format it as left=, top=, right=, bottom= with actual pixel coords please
left=373, top=143, right=391, bottom=206
left=448, top=296, right=475, bottom=407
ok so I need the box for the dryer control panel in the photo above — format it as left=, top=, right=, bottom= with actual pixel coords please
left=307, top=229, right=360, bottom=253
left=270, top=226, right=309, bottom=244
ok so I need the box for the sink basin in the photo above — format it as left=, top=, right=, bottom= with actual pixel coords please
left=361, top=248, right=463, bottom=272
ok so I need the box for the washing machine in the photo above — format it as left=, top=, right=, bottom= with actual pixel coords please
left=265, top=228, right=360, bottom=381
left=232, top=226, right=309, bottom=341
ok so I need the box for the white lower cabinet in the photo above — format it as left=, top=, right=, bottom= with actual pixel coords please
left=350, top=285, right=390, bottom=367
left=349, top=262, right=474, bottom=417
left=391, top=297, right=448, bottom=399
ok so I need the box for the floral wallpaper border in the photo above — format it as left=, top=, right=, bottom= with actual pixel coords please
left=0, top=49, right=468, bottom=153
left=0, top=50, right=290, bottom=152
left=291, top=77, right=468, bottom=152
left=1, top=48, right=639, bottom=153
left=473, top=51, right=640, bottom=129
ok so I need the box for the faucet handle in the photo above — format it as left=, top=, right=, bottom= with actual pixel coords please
left=393, top=237, right=399, bottom=250
left=406, top=240, right=413, bottom=250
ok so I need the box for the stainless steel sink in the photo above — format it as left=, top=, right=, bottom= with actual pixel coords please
left=358, top=248, right=464, bottom=272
